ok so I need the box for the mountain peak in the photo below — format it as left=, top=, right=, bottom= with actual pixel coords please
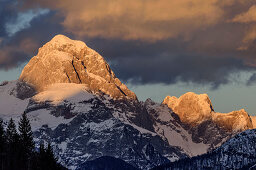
left=163, top=92, right=214, bottom=125
left=48, top=34, right=87, bottom=51
left=213, top=109, right=253, bottom=131
left=163, top=92, right=254, bottom=131
left=19, top=34, right=137, bottom=100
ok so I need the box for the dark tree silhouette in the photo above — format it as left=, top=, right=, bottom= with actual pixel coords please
left=35, top=142, right=65, bottom=170
left=6, top=118, right=21, bottom=170
left=0, top=119, right=6, bottom=169
left=18, top=112, right=35, bottom=169
left=0, top=117, right=67, bottom=170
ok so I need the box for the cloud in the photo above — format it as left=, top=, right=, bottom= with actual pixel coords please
left=232, top=5, right=256, bottom=23
left=247, top=73, right=256, bottom=86
left=244, top=25, right=256, bottom=41
left=22, top=0, right=224, bottom=41
left=87, top=38, right=252, bottom=88
left=231, top=4, right=256, bottom=50
left=0, top=10, right=64, bottom=70
left=5, top=8, right=50, bottom=37
left=1, top=0, right=256, bottom=88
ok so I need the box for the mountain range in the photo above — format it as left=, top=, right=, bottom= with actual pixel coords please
left=0, top=34, right=255, bottom=169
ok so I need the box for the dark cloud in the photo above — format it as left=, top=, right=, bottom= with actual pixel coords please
left=1, top=0, right=256, bottom=88
left=247, top=73, right=256, bottom=86
left=0, top=10, right=64, bottom=70
left=0, top=0, right=19, bottom=37
left=85, top=38, right=253, bottom=88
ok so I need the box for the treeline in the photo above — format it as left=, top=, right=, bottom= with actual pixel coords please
left=0, top=112, right=66, bottom=170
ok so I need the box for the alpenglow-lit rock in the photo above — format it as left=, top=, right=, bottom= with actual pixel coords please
left=213, top=109, right=253, bottom=131
left=163, top=92, right=254, bottom=131
left=162, top=92, right=214, bottom=125
left=19, top=34, right=137, bottom=100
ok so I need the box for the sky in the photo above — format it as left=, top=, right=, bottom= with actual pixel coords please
left=1, top=0, right=256, bottom=115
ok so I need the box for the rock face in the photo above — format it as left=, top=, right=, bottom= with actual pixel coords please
left=163, top=92, right=253, bottom=131
left=19, top=34, right=136, bottom=100
left=251, top=116, right=256, bottom=128
left=213, top=109, right=253, bottom=131
left=163, top=92, right=214, bottom=125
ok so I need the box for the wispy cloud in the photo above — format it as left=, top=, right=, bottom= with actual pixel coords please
left=5, top=8, right=49, bottom=37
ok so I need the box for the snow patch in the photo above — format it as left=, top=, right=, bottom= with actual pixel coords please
left=34, top=83, right=94, bottom=105
left=27, top=109, right=74, bottom=131
left=0, top=80, right=29, bottom=116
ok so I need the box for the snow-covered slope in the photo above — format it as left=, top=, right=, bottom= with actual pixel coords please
left=158, top=129, right=256, bottom=169
left=0, top=81, right=30, bottom=116
left=144, top=99, right=210, bottom=157
left=0, top=81, right=187, bottom=169
left=144, top=99, right=233, bottom=157
left=33, top=83, right=94, bottom=105
left=0, top=79, right=234, bottom=168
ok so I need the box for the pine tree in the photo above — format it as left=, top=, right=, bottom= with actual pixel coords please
left=0, top=119, right=6, bottom=169
left=6, top=118, right=21, bottom=170
left=35, top=142, right=64, bottom=170
left=35, top=142, right=47, bottom=170
left=0, top=118, right=66, bottom=170
left=46, top=143, right=58, bottom=169
left=0, top=119, right=5, bottom=152
left=18, top=112, right=34, bottom=169
left=6, top=118, right=18, bottom=144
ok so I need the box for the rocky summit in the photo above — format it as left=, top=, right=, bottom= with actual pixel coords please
left=19, top=35, right=136, bottom=100
left=163, top=92, right=254, bottom=131
left=163, top=92, right=214, bottom=125
left=1, top=34, right=256, bottom=170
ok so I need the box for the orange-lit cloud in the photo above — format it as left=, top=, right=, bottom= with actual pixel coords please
left=231, top=5, right=256, bottom=50
left=23, top=0, right=225, bottom=41
left=1, top=0, right=256, bottom=87
left=232, top=5, right=256, bottom=23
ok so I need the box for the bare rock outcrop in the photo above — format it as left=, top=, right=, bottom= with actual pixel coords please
left=163, top=92, right=214, bottom=125
left=213, top=109, right=253, bottom=131
left=163, top=92, right=253, bottom=131
left=250, top=116, right=256, bottom=129
left=19, top=35, right=137, bottom=100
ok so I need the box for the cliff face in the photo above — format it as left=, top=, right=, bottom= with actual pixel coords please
left=163, top=92, right=253, bottom=131
left=163, top=92, right=214, bottom=125
left=19, top=34, right=137, bottom=100
left=213, top=109, right=253, bottom=131
left=251, top=116, right=256, bottom=129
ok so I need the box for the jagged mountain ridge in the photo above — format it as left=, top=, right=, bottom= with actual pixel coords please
left=0, top=80, right=186, bottom=169
left=163, top=92, right=255, bottom=131
left=0, top=34, right=255, bottom=169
